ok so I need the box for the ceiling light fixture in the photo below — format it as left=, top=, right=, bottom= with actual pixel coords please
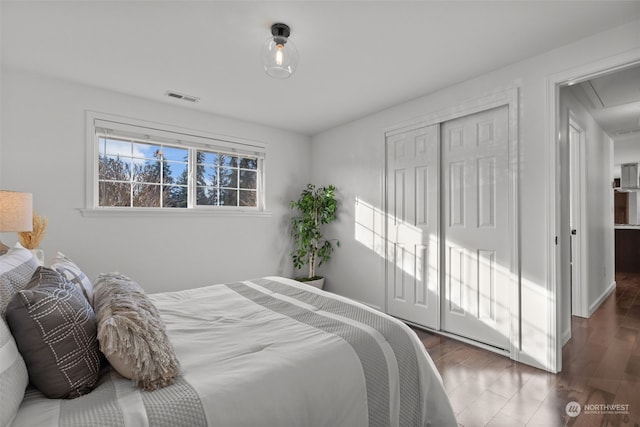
left=262, top=23, right=298, bottom=79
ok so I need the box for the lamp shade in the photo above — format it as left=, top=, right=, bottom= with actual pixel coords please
left=0, top=191, right=33, bottom=232
left=262, top=23, right=298, bottom=79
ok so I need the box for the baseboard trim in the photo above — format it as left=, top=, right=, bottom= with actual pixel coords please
left=403, top=321, right=511, bottom=357
left=561, top=327, right=572, bottom=347
left=588, top=280, right=616, bottom=317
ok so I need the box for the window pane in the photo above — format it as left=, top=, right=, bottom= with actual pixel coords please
left=239, top=170, right=257, bottom=189
left=159, top=185, right=179, bottom=208
left=196, top=165, right=217, bottom=186
left=163, top=161, right=185, bottom=184
left=219, top=189, right=238, bottom=206
left=239, top=190, right=257, bottom=207
left=198, top=151, right=218, bottom=165
left=134, top=160, right=161, bottom=183
left=174, top=164, right=189, bottom=187
left=220, top=167, right=237, bottom=188
left=99, top=182, right=131, bottom=207
left=197, top=186, right=216, bottom=205
left=98, top=138, right=106, bottom=156
left=133, top=184, right=160, bottom=207
left=105, top=138, right=132, bottom=156
left=99, top=156, right=132, bottom=181
left=238, top=157, right=258, bottom=170
left=166, top=185, right=188, bottom=208
left=162, top=146, right=188, bottom=162
left=219, top=154, right=237, bottom=167
left=134, top=142, right=161, bottom=160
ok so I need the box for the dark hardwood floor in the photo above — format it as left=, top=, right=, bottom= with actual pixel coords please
left=412, top=272, right=640, bottom=427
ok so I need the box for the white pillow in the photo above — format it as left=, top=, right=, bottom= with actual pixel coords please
left=0, top=243, right=38, bottom=315
left=46, top=252, right=94, bottom=306
left=0, top=318, right=29, bottom=427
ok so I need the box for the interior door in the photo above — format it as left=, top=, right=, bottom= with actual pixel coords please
left=441, top=106, right=511, bottom=350
left=386, top=124, right=440, bottom=329
left=569, top=122, right=583, bottom=316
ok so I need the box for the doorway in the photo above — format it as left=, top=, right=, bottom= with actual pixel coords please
left=550, top=55, right=640, bottom=372
left=568, top=118, right=587, bottom=319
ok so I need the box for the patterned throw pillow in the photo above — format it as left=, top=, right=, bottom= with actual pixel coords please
left=0, top=317, right=28, bottom=426
left=0, top=243, right=38, bottom=316
left=93, top=273, right=179, bottom=391
left=5, top=267, right=102, bottom=399
left=46, top=252, right=94, bottom=306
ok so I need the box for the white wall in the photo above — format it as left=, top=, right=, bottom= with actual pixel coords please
left=629, top=192, right=639, bottom=224
left=559, top=87, right=615, bottom=340
left=613, top=138, right=640, bottom=178
left=310, top=19, right=639, bottom=370
left=0, top=68, right=311, bottom=292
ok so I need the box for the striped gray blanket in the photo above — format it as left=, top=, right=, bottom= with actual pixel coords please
left=11, top=277, right=456, bottom=427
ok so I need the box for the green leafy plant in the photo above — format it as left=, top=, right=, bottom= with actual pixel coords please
left=290, top=184, right=340, bottom=280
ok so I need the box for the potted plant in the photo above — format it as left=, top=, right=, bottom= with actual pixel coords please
left=290, top=184, right=340, bottom=289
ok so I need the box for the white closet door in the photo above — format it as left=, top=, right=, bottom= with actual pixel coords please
left=441, top=106, right=511, bottom=350
left=386, top=124, right=440, bottom=330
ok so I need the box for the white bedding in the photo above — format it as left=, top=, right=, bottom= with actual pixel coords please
left=11, top=276, right=456, bottom=427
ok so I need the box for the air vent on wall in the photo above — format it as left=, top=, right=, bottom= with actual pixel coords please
left=165, top=91, right=200, bottom=103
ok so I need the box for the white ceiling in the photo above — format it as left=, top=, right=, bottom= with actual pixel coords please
left=573, top=64, right=640, bottom=144
left=2, top=1, right=640, bottom=136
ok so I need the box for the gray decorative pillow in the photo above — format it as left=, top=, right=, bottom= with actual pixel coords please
left=93, top=273, right=179, bottom=391
left=0, top=243, right=38, bottom=316
left=0, top=317, right=28, bottom=426
left=5, top=267, right=102, bottom=399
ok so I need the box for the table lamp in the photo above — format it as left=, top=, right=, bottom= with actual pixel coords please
left=0, top=191, right=33, bottom=253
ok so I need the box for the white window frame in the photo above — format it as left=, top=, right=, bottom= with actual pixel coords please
left=82, top=111, right=269, bottom=217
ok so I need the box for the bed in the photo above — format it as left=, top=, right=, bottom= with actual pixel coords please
left=4, top=271, right=456, bottom=426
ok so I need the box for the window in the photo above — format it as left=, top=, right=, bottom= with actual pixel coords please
left=194, top=151, right=258, bottom=207
left=87, top=112, right=266, bottom=213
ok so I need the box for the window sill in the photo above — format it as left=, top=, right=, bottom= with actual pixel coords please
left=79, top=208, right=273, bottom=218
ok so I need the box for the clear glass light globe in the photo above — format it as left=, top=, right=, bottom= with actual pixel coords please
left=262, top=37, right=298, bottom=79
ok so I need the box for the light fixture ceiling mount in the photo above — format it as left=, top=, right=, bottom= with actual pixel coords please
left=262, top=23, right=298, bottom=79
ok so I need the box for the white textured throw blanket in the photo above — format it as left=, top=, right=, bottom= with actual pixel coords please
left=11, top=277, right=457, bottom=427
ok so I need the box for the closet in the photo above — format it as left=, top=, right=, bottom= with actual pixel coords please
left=385, top=102, right=516, bottom=352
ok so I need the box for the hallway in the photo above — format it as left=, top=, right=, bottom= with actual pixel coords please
left=413, top=272, right=640, bottom=426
